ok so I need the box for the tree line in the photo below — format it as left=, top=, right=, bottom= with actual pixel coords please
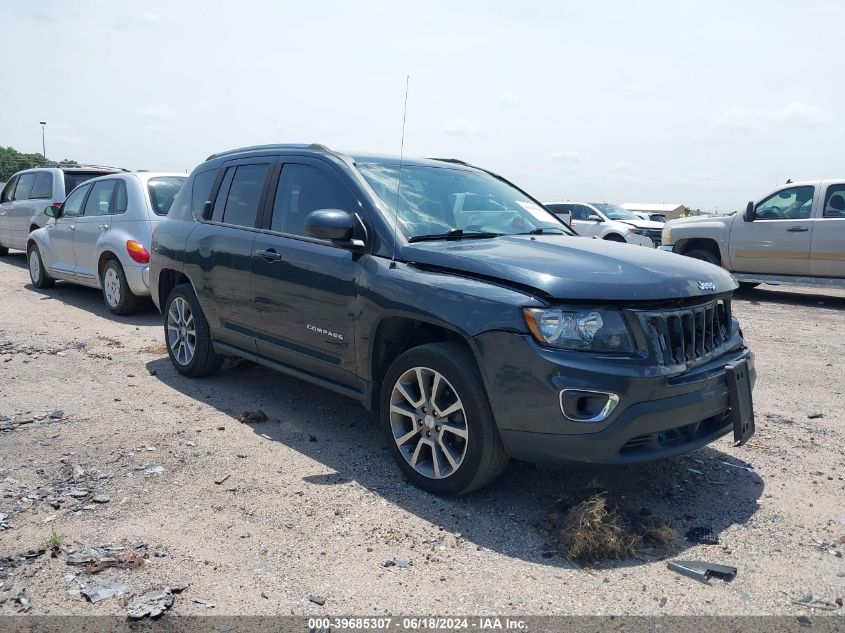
left=0, top=146, right=78, bottom=181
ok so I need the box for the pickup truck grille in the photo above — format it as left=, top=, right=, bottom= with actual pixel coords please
left=640, top=228, right=663, bottom=245
left=636, top=299, right=731, bottom=366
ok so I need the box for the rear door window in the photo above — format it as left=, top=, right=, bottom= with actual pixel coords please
left=13, top=173, right=36, bottom=201
left=823, top=185, right=845, bottom=218
left=30, top=172, right=54, bottom=199
left=82, top=180, right=117, bottom=216
left=219, top=164, right=270, bottom=228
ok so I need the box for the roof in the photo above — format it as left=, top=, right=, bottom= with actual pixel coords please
left=620, top=203, right=686, bottom=213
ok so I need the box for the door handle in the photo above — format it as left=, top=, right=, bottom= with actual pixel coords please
left=98, top=224, right=109, bottom=231
left=255, top=248, right=282, bottom=262
left=787, top=226, right=808, bottom=232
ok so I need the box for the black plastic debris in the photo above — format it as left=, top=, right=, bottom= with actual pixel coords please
left=668, top=560, right=737, bottom=584
left=685, top=526, right=720, bottom=545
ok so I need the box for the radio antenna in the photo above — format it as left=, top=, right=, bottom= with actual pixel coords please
left=390, top=75, right=410, bottom=269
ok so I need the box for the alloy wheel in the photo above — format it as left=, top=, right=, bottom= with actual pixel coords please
left=167, top=296, right=196, bottom=366
left=389, top=367, right=469, bottom=479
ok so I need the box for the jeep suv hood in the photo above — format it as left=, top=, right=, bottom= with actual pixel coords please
left=403, top=235, right=737, bottom=302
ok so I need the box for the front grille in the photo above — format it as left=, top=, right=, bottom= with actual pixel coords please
left=641, top=228, right=663, bottom=244
left=636, top=299, right=731, bottom=366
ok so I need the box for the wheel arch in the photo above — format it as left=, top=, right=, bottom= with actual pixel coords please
left=156, top=268, right=192, bottom=312
left=675, top=238, right=723, bottom=265
left=367, top=316, right=475, bottom=412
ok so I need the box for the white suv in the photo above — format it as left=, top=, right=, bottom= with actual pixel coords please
left=545, top=201, right=664, bottom=247
left=0, top=165, right=125, bottom=255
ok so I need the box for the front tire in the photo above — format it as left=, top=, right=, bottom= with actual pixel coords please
left=0, top=245, right=8, bottom=256
left=164, top=283, right=222, bottom=377
left=27, top=244, right=54, bottom=288
left=101, top=259, right=141, bottom=315
left=684, top=248, right=720, bottom=266
left=380, top=342, right=508, bottom=496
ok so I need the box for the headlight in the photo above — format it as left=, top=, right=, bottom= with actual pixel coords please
left=662, top=226, right=672, bottom=244
left=523, top=308, right=634, bottom=352
left=627, top=227, right=639, bottom=234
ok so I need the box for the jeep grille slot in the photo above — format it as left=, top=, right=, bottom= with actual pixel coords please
left=639, top=299, right=730, bottom=366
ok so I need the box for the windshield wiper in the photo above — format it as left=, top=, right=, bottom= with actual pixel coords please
left=408, top=229, right=502, bottom=243
left=520, top=227, right=570, bottom=235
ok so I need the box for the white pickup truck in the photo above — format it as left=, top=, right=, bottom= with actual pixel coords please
left=660, top=179, right=845, bottom=289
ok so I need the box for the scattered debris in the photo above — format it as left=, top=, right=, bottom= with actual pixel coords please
left=686, top=526, right=720, bottom=545
left=238, top=410, right=269, bottom=423
left=143, top=465, right=164, bottom=476
left=214, top=473, right=231, bottom=485
left=807, top=413, right=824, bottom=420
left=15, top=590, right=31, bottom=611
left=192, top=597, right=216, bottom=608
left=721, top=461, right=756, bottom=474
left=382, top=558, right=411, bottom=568
left=309, top=594, right=326, bottom=606
left=127, top=587, right=174, bottom=619
left=92, top=495, right=110, bottom=504
left=49, top=410, right=65, bottom=420
left=66, top=546, right=145, bottom=574
left=81, top=577, right=130, bottom=603
left=667, top=560, right=737, bottom=584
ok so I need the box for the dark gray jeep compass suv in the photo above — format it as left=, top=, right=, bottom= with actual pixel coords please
left=150, top=144, right=755, bottom=495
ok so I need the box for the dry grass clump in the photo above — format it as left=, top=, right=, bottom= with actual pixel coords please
left=547, top=489, right=677, bottom=564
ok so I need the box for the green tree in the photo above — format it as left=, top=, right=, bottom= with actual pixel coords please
left=0, top=146, right=77, bottom=182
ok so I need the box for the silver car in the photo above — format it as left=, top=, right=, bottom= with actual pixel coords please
left=0, top=166, right=125, bottom=255
left=26, top=172, right=187, bottom=314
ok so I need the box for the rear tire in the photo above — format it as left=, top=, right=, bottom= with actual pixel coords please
left=603, top=234, right=626, bottom=243
left=380, top=342, right=508, bottom=496
left=164, top=283, right=223, bottom=377
left=27, top=244, right=54, bottom=288
left=0, top=246, right=8, bottom=256
left=738, top=282, right=760, bottom=289
left=684, top=248, right=720, bottom=266
left=101, top=259, right=141, bottom=315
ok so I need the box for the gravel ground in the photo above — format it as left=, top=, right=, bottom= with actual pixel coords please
left=0, top=251, right=843, bottom=617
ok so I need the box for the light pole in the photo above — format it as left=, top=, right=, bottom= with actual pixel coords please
left=39, top=121, right=47, bottom=162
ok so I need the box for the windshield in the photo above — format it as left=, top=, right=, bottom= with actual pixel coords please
left=591, top=203, right=642, bottom=221
left=147, top=176, right=186, bottom=215
left=357, top=164, right=572, bottom=239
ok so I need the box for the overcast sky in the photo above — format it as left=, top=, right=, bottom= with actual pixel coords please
left=2, top=0, right=842, bottom=211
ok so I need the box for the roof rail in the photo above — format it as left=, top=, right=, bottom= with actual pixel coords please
left=52, top=162, right=130, bottom=172
left=205, top=143, right=333, bottom=161
left=426, top=157, right=469, bottom=166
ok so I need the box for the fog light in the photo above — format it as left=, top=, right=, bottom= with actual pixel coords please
left=559, top=389, right=620, bottom=423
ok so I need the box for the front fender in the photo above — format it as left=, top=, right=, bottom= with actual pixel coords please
left=27, top=227, right=55, bottom=268
left=355, top=255, right=541, bottom=382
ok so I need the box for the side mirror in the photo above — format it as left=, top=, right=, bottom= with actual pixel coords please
left=743, top=201, right=754, bottom=222
left=44, top=205, right=61, bottom=218
left=587, top=214, right=603, bottom=222
left=305, top=209, right=365, bottom=249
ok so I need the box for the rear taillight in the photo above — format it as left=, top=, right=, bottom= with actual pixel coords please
left=126, top=240, right=150, bottom=264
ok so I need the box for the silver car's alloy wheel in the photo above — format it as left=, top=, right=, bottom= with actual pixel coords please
left=389, top=367, right=468, bottom=480
left=29, top=251, right=41, bottom=284
left=167, top=297, right=196, bottom=366
left=103, top=267, right=121, bottom=308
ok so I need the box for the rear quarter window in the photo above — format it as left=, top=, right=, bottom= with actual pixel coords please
left=30, top=172, right=54, bottom=199
left=147, top=177, right=187, bottom=215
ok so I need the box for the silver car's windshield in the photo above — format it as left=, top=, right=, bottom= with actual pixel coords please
left=357, top=164, right=572, bottom=240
